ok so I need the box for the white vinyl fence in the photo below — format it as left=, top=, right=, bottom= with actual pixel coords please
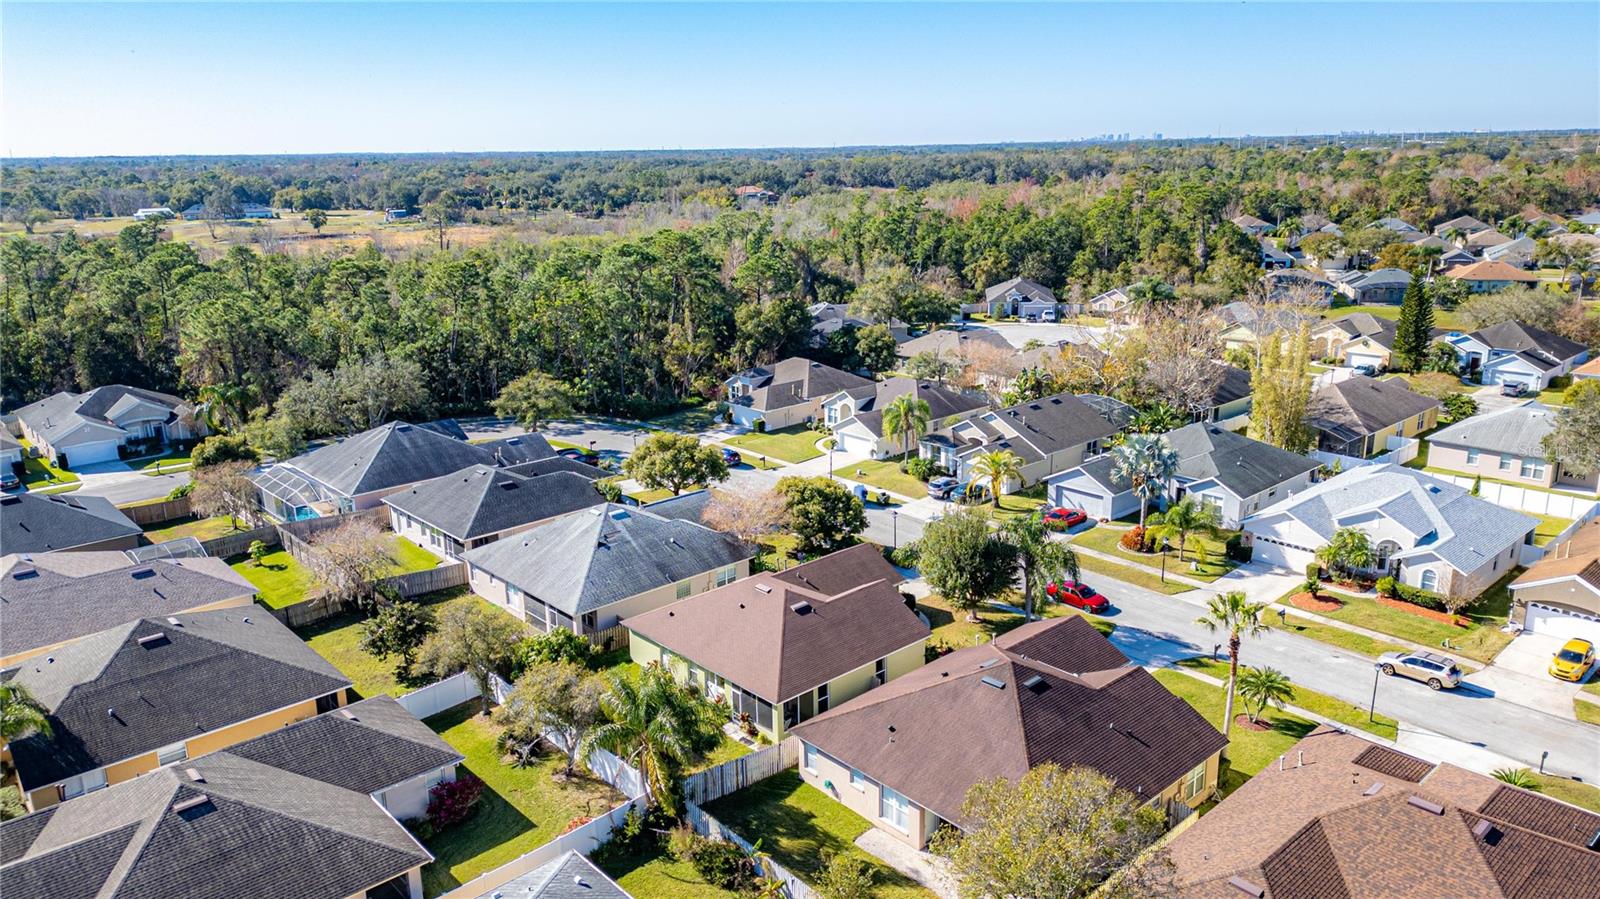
left=1310, top=435, right=1420, bottom=471
left=440, top=796, right=648, bottom=899
left=683, top=737, right=800, bottom=805
left=394, top=671, right=513, bottom=720
left=686, top=801, right=816, bottom=899
left=1420, top=474, right=1600, bottom=520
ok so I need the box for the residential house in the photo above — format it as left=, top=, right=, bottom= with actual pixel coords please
left=1432, top=214, right=1492, bottom=237
left=1442, top=259, right=1541, bottom=293
left=462, top=503, right=751, bottom=638
left=919, top=391, right=1120, bottom=488
left=1465, top=228, right=1515, bottom=254
left=1311, top=312, right=1398, bottom=368
left=1259, top=241, right=1293, bottom=269
left=1242, top=464, right=1535, bottom=597
left=1483, top=234, right=1538, bottom=268
left=1193, top=363, right=1253, bottom=426
left=734, top=185, right=777, bottom=207
left=823, top=378, right=988, bottom=460
left=3, top=609, right=350, bottom=812
left=252, top=421, right=553, bottom=520
left=1231, top=213, right=1274, bottom=237
left=1447, top=320, right=1589, bottom=389
left=1335, top=267, right=1412, bottom=305
left=982, top=276, right=1062, bottom=319
left=383, top=460, right=605, bottom=560
left=1572, top=357, right=1600, bottom=381
left=0, top=752, right=433, bottom=899
left=892, top=327, right=1013, bottom=364
left=0, top=431, right=22, bottom=470
left=0, top=551, right=257, bottom=669
left=470, top=852, right=633, bottom=899
left=1425, top=402, right=1596, bottom=494
left=1165, top=727, right=1600, bottom=899
left=225, top=695, right=463, bottom=822
left=626, top=545, right=927, bottom=742
left=1047, top=422, right=1319, bottom=527
left=181, top=202, right=277, bottom=219
left=1306, top=375, right=1440, bottom=458
left=723, top=357, right=872, bottom=431
left=1087, top=285, right=1136, bottom=315
left=1369, top=217, right=1421, bottom=235
left=131, top=206, right=175, bottom=220
left=15, top=385, right=206, bottom=467
left=1261, top=268, right=1338, bottom=303
left=0, top=492, right=142, bottom=555
left=384, top=207, right=411, bottom=222
left=789, top=616, right=1229, bottom=849
left=1219, top=305, right=1320, bottom=352
left=1575, top=211, right=1600, bottom=227
left=1509, top=519, right=1600, bottom=641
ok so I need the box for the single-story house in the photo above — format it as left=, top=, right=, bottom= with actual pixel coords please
left=131, top=206, right=175, bottom=220
left=1464, top=228, right=1514, bottom=253
left=1261, top=268, right=1338, bottom=303
left=1446, top=320, right=1588, bottom=390
left=1193, top=362, right=1253, bottom=425
left=626, top=544, right=926, bottom=743
left=1231, top=213, right=1274, bottom=237
left=1509, top=520, right=1600, bottom=642
left=1306, top=376, right=1441, bottom=458
left=181, top=202, right=277, bottom=219
left=469, top=851, right=633, bottom=899
left=0, top=431, right=22, bottom=470
left=383, top=460, right=604, bottom=560
left=1047, top=422, right=1319, bottom=528
left=253, top=421, right=552, bottom=521
left=982, top=276, right=1062, bottom=319
left=1087, top=285, right=1136, bottom=315
left=225, top=695, right=463, bottom=822
left=1335, top=267, right=1412, bottom=305
left=14, top=385, right=206, bottom=468
left=823, top=378, right=988, bottom=460
left=1219, top=305, right=1319, bottom=352
left=1260, top=241, right=1294, bottom=269
left=723, top=357, right=873, bottom=431
left=4, top=609, right=351, bottom=812
left=0, top=551, right=257, bottom=669
left=1311, top=312, right=1398, bottom=368
left=892, top=327, right=1013, bottom=363
left=1572, top=357, right=1600, bottom=381
left=920, top=391, right=1120, bottom=488
left=1369, top=217, right=1421, bottom=235
left=1426, top=402, right=1597, bottom=495
left=1432, top=214, right=1492, bottom=237
left=1165, top=726, right=1600, bottom=899
left=1482, top=235, right=1538, bottom=268
left=1442, top=259, right=1540, bottom=293
left=0, top=492, right=142, bottom=555
left=1242, top=464, right=1536, bottom=598
left=463, top=503, right=752, bottom=638
left=790, top=616, right=1228, bottom=849
left=0, top=751, right=433, bottom=899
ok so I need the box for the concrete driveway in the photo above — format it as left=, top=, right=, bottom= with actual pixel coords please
left=1465, top=631, right=1591, bottom=719
left=1212, top=561, right=1305, bottom=604
left=1470, top=384, right=1532, bottom=415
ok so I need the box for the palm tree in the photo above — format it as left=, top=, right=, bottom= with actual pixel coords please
left=1564, top=255, right=1599, bottom=299
left=1110, top=434, right=1179, bottom=527
left=970, top=449, right=1023, bottom=506
left=1001, top=513, right=1079, bottom=620
left=1442, top=226, right=1467, bottom=248
left=1501, top=214, right=1528, bottom=238
left=882, top=394, right=932, bottom=460
left=1130, top=403, right=1184, bottom=435
left=582, top=666, right=702, bottom=816
left=1196, top=590, right=1272, bottom=742
left=0, top=682, right=52, bottom=743
left=197, top=383, right=254, bottom=432
left=1318, top=526, right=1375, bottom=581
left=1237, top=666, right=1295, bottom=725
left=1147, top=496, right=1222, bottom=563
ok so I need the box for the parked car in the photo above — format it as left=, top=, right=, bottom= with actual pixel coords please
left=1377, top=650, right=1462, bottom=690
left=1500, top=381, right=1528, bottom=397
left=1353, top=363, right=1379, bottom=377
left=927, top=476, right=960, bottom=499
left=952, top=481, right=988, bottom=504
left=721, top=447, right=742, bottom=466
left=1045, top=580, right=1110, bottom=613
left=1043, top=507, right=1088, bottom=529
left=1549, top=638, right=1595, bottom=682
left=0, top=470, right=19, bottom=490
left=557, top=447, right=600, bottom=465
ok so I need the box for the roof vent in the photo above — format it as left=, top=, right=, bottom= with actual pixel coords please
left=609, top=509, right=630, bottom=521
left=137, top=632, right=168, bottom=647
left=396, top=425, right=413, bottom=433
left=1227, top=876, right=1266, bottom=898
left=755, top=584, right=772, bottom=594
left=11, top=565, right=36, bottom=580
left=340, top=708, right=358, bottom=720
left=499, top=481, right=519, bottom=491
left=790, top=601, right=813, bottom=615
left=1363, top=782, right=1384, bottom=796
left=977, top=658, right=1000, bottom=669
left=0, top=496, right=19, bottom=506
left=980, top=675, right=1006, bottom=690
left=1472, top=819, right=1499, bottom=841
left=1021, top=674, right=1048, bottom=694
left=172, top=794, right=212, bottom=814
left=167, top=617, right=181, bottom=625
left=130, top=567, right=155, bottom=579
left=185, top=767, right=205, bottom=783
left=1407, top=795, right=1445, bottom=815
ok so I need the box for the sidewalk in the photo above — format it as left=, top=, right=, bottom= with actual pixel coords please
left=1067, top=542, right=1214, bottom=592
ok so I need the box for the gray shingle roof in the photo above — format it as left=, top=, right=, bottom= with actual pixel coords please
left=1307, top=376, right=1440, bottom=438
left=1162, top=423, right=1320, bottom=499
left=729, top=357, right=872, bottom=412
left=462, top=504, right=750, bottom=616
left=894, top=328, right=1013, bottom=359
left=639, top=488, right=712, bottom=523
left=983, top=277, right=1057, bottom=304
left=473, top=850, right=632, bottom=899
left=1320, top=312, right=1398, bottom=349
left=383, top=464, right=604, bottom=541
left=0, top=753, right=430, bottom=899
left=267, top=421, right=516, bottom=499
left=1469, top=321, right=1587, bottom=370
left=846, top=379, right=988, bottom=439
left=1427, top=402, right=1559, bottom=460
left=6, top=610, right=350, bottom=791
left=0, top=553, right=255, bottom=661
left=14, top=385, right=192, bottom=449
left=948, top=392, right=1119, bottom=464
left=0, top=492, right=142, bottom=555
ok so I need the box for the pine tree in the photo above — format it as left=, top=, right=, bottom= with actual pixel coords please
left=1391, top=276, right=1435, bottom=372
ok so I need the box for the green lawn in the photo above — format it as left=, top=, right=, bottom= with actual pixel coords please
left=691, top=735, right=754, bottom=773
left=422, top=704, right=625, bottom=898
left=17, top=439, right=79, bottom=488
left=645, top=401, right=727, bottom=434
left=846, top=459, right=928, bottom=498
left=919, top=594, right=1113, bottom=653
left=595, top=840, right=739, bottom=898
left=1073, top=551, right=1196, bottom=596
left=1323, top=302, right=1464, bottom=331
left=143, top=514, right=247, bottom=543
left=386, top=534, right=446, bottom=575
left=628, top=486, right=697, bottom=504
left=1277, top=611, right=1410, bottom=659
left=1070, top=525, right=1238, bottom=582
left=701, top=771, right=933, bottom=899
left=1575, top=699, right=1600, bottom=727
left=722, top=425, right=826, bottom=464
left=294, top=588, right=496, bottom=699
left=133, top=451, right=192, bottom=473
left=1532, top=512, right=1575, bottom=547
left=1307, top=572, right=1518, bottom=663
left=1151, top=669, right=1317, bottom=777
left=1527, top=772, right=1600, bottom=814
left=1175, top=657, right=1398, bottom=740
left=1534, top=387, right=1568, bottom=406
left=230, top=548, right=320, bottom=609
left=988, top=485, right=1048, bottom=522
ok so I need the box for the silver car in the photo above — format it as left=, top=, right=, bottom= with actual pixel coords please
left=1377, top=651, right=1462, bottom=690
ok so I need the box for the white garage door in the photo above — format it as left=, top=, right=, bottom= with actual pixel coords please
left=1052, top=484, right=1108, bottom=520
left=1347, top=350, right=1386, bottom=371
left=1524, top=603, right=1600, bottom=644
left=61, top=441, right=121, bottom=466
left=1249, top=535, right=1314, bottom=573
left=835, top=431, right=880, bottom=459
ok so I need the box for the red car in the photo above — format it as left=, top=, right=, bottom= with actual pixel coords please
left=1042, top=507, right=1088, bottom=529
left=1046, top=580, right=1110, bottom=613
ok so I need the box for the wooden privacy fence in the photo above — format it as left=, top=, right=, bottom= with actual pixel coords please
left=682, top=737, right=799, bottom=806
left=277, top=507, right=389, bottom=565
left=383, top=562, right=468, bottom=598
left=118, top=495, right=193, bottom=526
left=199, top=523, right=281, bottom=559
left=584, top=622, right=631, bottom=652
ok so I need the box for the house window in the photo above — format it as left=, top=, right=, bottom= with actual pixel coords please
left=715, top=564, right=739, bottom=588
left=157, top=742, right=188, bottom=766
left=1498, top=456, right=1513, bottom=472
left=803, top=743, right=818, bottom=773
left=582, top=611, right=598, bottom=632
left=1419, top=569, right=1439, bottom=592
left=816, top=683, right=830, bottom=713
left=1520, top=459, right=1545, bottom=479
left=850, top=769, right=868, bottom=791
left=1415, top=413, right=1427, bottom=430
left=1183, top=762, right=1207, bottom=800
left=1466, top=449, right=1480, bottom=465
left=879, top=785, right=911, bottom=832
left=873, top=657, right=888, bottom=687
left=60, top=768, right=108, bottom=800
left=676, top=580, right=692, bottom=600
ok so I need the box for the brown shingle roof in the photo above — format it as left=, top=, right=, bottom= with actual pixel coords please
left=1443, top=260, right=1540, bottom=283
left=1512, top=519, right=1600, bottom=594
left=789, top=617, right=1227, bottom=828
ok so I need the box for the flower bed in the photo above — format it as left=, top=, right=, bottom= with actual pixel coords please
left=1288, top=591, right=1344, bottom=613
left=1375, top=593, right=1464, bottom=626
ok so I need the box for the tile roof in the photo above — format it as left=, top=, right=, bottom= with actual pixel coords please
left=383, top=464, right=604, bottom=541
left=843, top=378, right=988, bottom=439
left=0, top=492, right=142, bottom=555
left=728, top=357, right=873, bottom=412
left=471, top=850, right=632, bottom=899
left=1427, top=401, right=1559, bottom=459
left=1307, top=376, right=1440, bottom=438
left=6, top=610, right=350, bottom=791
left=0, top=553, right=255, bottom=661
left=1444, top=260, right=1540, bottom=283
left=462, top=503, right=750, bottom=616
left=625, top=545, right=925, bottom=703
left=0, top=753, right=430, bottom=899
left=790, top=616, right=1227, bottom=828
left=1511, top=519, right=1600, bottom=594
left=264, top=421, right=544, bottom=500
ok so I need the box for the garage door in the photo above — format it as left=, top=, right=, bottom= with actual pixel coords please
left=1524, top=603, right=1600, bottom=644
left=61, top=441, right=121, bottom=467
left=835, top=431, right=879, bottom=459
left=1347, top=350, right=1385, bottom=371
left=1052, top=484, right=1108, bottom=520
left=1248, top=535, right=1314, bottom=573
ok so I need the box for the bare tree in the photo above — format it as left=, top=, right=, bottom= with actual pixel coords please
left=302, top=516, right=396, bottom=613
left=702, top=487, right=791, bottom=547
left=1114, top=301, right=1227, bottom=415
left=961, top=342, right=1023, bottom=403
left=189, top=461, right=261, bottom=531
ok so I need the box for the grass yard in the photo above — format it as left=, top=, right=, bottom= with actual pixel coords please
left=132, top=451, right=192, bottom=473
left=1575, top=699, right=1600, bottom=727
left=1073, top=551, right=1195, bottom=596
left=143, top=514, right=247, bottom=543
left=919, top=593, right=1114, bottom=652
left=422, top=704, right=626, bottom=898
left=386, top=534, right=446, bottom=575
left=230, top=548, right=319, bottom=609
left=1323, top=302, right=1464, bottom=331
left=701, top=771, right=934, bottom=899
left=1175, top=657, right=1398, bottom=740
left=293, top=588, right=495, bottom=699
left=1277, top=610, right=1410, bottom=659
left=721, top=425, right=827, bottom=464
left=595, top=840, right=740, bottom=898
left=846, top=458, right=928, bottom=499
left=691, top=735, right=754, bottom=773
left=1527, top=772, right=1600, bottom=814
left=628, top=486, right=693, bottom=504
left=755, top=533, right=802, bottom=573
left=1531, top=512, right=1575, bottom=547
left=1534, top=387, right=1568, bottom=406
left=1151, top=669, right=1317, bottom=777
left=645, top=401, right=726, bottom=434
left=18, top=441, right=79, bottom=488
left=987, top=485, right=1049, bottom=522
left=1308, top=571, right=1518, bottom=663
left=1070, top=525, right=1238, bottom=582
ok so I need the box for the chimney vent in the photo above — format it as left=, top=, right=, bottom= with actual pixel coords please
left=1407, top=795, right=1445, bottom=815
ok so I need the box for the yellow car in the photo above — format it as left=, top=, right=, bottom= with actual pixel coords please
left=1549, top=638, right=1596, bottom=682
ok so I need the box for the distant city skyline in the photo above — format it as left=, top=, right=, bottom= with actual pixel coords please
left=3, top=2, right=1596, bottom=158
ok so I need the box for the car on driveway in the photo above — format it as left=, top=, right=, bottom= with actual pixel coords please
left=721, top=447, right=742, bottom=466
left=952, top=481, right=988, bottom=504
left=1377, top=650, right=1463, bottom=690
left=557, top=447, right=600, bottom=465
left=0, top=470, right=19, bottom=491
left=1549, top=638, right=1596, bottom=682
left=1500, top=381, right=1528, bottom=397
left=1043, top=507, right=1088, bottom=530
left=1046, top=580, right=1110, bottom=613
left=927, top=476, right=960, bottom=499
left=1353, top=363, right=1379, bottom=377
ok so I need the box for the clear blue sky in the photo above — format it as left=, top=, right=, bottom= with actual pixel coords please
left=4, top=2, right=1596, bottom=157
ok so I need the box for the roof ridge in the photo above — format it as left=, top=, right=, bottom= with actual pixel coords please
left=80, top=771, right=183, bottom=897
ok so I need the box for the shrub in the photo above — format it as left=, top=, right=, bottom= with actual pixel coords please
left=667, top=822, right=702, bottom=863
left=167, top=481, right=194, bottom=500
left=402, top=816, right=434, bottom=842
left=690, top=839, right=756, bottom=891
left=425, top=773, right=485, bottom=831
left=889, top=541, right=921, bottom=569
left=1305, top=561, right=1322, bottom=583
left=1224, top=533, right=1251, bottom=562
left=817, top=851, right=877, bottom=899
left=595, top=477, right=624, bottom=502
left=1391, top=581, right=1447, bottom=611
left=515, top=627, right=594, bottom=673
left=753, top=419, right=767, bottom=433
left=903, top=455, right=935, bottom=481
left=1375, top=576, right=1399, bottom=598
left=1549, top=375, right=1573, bottom=391
left=191, top=434, right=259, bottom=468
left=1119, top=525, right=1148, bottom=552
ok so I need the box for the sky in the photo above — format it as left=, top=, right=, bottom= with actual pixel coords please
left=3, top=2, right=1597, bottom=158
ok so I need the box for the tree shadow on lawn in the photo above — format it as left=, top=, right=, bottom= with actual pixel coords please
left=420, top=762, right=538, bottom=896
